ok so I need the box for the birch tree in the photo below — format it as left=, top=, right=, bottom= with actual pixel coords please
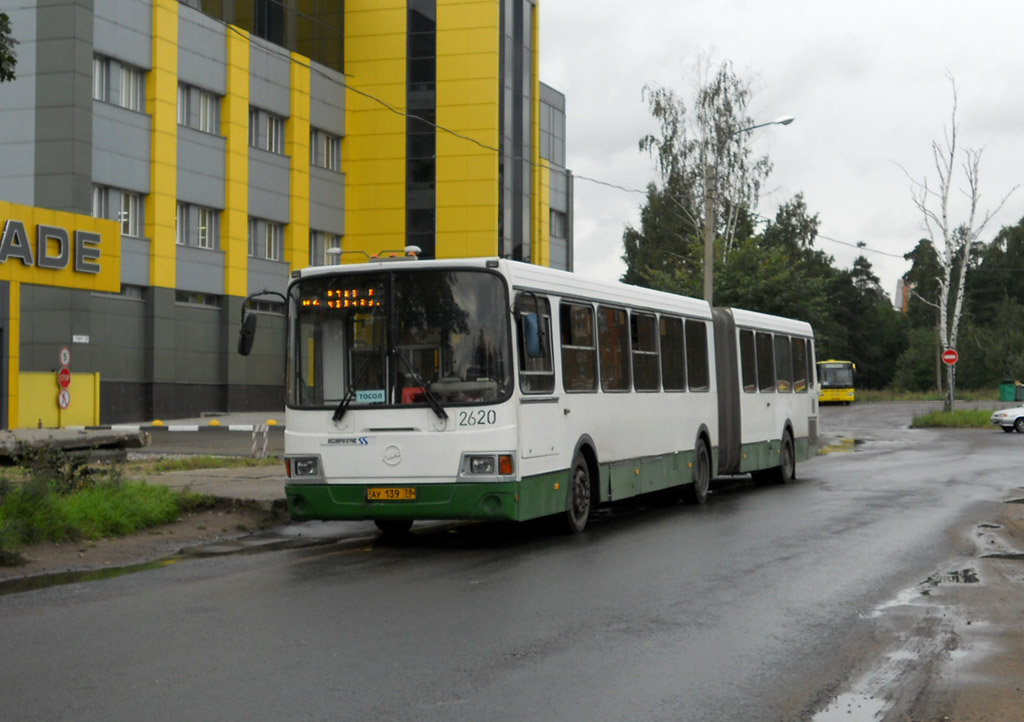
left=907, top=76, right=1016, bottom=410
left=632, top=56, right=773, bottom=298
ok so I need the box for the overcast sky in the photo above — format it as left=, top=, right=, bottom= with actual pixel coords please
left=539, top=0, right=1024, bottom=303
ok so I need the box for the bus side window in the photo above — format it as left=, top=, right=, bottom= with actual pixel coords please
left=740, top=329, right=757, bottom=393
left=631, top=312, right=660, bottom=391
left=792, top=337, right=808, bottom=393
left=774, top=334, right=793, bottom=393
left=756, top=332, right=775, bottom=392
left=685, top=319, right=709, bottom=392
left=598, top=306, right=631, bottom=392
left=660, top=316, right=686, bottom=391
left=515, top=293, right=554, bottom=394
left=560, top=302, right=598, bottom=392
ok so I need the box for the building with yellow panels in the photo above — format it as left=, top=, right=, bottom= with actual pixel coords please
left=0, top=0, right=570, bottom=428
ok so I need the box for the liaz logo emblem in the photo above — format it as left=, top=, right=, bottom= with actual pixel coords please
left=326, top=437, right=370, bottom=446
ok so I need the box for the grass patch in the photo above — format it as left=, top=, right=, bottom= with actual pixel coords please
left=127, top=455, right=281, bottom=474
left=911, top=408, right=995, bottom=428
left=859, top=389, right=999, bottom=403
left=0, top=443, right=225, bottom=566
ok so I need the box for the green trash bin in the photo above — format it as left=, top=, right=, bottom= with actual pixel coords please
left=1017, top=385, right=1024, bottom=402
left=1000, top=380, right=1016, bottom=402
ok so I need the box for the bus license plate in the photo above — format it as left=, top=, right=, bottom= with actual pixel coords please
left=367, top=487, right=416, bottom=501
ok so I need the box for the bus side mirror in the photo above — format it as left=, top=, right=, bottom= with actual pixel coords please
left=238, top=312, right=258, bottom=356
left=522, top=313, right=545, bottom=359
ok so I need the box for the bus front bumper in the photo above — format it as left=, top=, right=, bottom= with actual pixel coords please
left=285, top=476, right=567, bottom=523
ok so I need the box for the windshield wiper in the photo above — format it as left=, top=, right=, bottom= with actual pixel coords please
left=332, top=355, right=376, bottom=423
left=397, top=351, right=448, bottom=421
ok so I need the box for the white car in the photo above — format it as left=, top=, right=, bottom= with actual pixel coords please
left=991, top=406, right=1024, bottom=433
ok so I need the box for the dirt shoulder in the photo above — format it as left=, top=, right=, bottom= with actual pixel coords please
left=0, top=502, right=276, bottom=582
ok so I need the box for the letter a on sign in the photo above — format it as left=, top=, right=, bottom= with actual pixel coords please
left=0, top=220, right=36, bottom=265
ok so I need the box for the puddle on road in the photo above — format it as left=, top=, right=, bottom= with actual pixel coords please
left=0, top=556, right=182, bottom=597
left=811, top=692, right=887, bottom=722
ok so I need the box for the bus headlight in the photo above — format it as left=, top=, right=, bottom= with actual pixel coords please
left=287, top=456, right=322, bottom=478
left=460, top=453, right=516, bottom=480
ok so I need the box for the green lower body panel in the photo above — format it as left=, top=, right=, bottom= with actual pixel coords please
left=287, top=470, right=572, bottom=524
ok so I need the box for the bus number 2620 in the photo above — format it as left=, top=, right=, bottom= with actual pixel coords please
left=459, top=410, right=497, bottom=426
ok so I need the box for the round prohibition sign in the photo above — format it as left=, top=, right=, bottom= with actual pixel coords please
left=59, top=345, right=71, bottom=367
left=941, top=348, right=959, bottom=366
left=58, top=389, right=71, bottom=410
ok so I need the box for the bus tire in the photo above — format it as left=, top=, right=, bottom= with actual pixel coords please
left=775, top=431, right=796, bottom=484
left=682, top=439, right=711, bottom=505
left=375, top=519, right=413, bottom=537
left=563, top=450, right=592, bottom=534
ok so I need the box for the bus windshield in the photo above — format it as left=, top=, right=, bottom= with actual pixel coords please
left=818, top=363, right=854, bottom=388
left=287, top=269, right=512, bottom=409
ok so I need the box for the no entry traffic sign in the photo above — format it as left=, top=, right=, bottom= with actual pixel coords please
left=941, top=348, right=959, bottom=365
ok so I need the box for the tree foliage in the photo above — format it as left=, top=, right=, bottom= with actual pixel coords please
left=0, top=12, right=17, bottom=83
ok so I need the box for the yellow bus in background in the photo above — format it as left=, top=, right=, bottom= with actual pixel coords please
left=817, top=360, right=856, bottom=404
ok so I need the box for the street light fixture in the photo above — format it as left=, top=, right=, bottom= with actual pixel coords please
left=702, top=115, right=795, bottom=304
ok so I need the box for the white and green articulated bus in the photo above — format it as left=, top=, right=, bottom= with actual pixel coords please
left=240, top=255, right=818, bottom=535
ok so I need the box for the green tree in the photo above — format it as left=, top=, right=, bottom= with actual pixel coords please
left=0, top=11, right=17, bottom=83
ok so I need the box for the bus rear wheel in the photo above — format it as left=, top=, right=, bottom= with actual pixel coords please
left=755, top=431, right=795, bottom=485
left=682, top=440, right=710, bottom=505
left=563, top=450, right=592, bottom=534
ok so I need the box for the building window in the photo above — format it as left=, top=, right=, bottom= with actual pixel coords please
left=199, top=91, right=218, bottom=133
left=310, top=128, right=341, bottom=170
left=179, top=84, right=221, bottom=134
left=93, top=55, right=145, bottom=111
left=177, top=203, right=220, bottom=249
left=93, top=56, right=109, bottom=102
left=248, top=107, right=259, bottom=147
left=93, top=185, right=144, bottom=238
left=250, top=107, right=286, bottom=154
left=175, top=291, right=221, bottom=309
left=264, top=222, right=283, bottom=261
left=550, top=210, right=567, bottom=239
left=120, top=192, right=141, bottom=237
left=247, top=217, right=258, bottom=257
left=197, top=207, right=217, bottom=249
left=176, top=203, right=186, bottom=246
left=178, top=84, right=189, bottom=125
left=309, top=230, right=342, bottom=266
left=120, top=65, right=144, bottom=111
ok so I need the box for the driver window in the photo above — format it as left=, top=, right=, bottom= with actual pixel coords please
left=515, top=293, right=554, bottom=394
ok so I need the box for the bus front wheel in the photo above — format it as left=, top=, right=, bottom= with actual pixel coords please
left=563, top=450, right=592, bottom=534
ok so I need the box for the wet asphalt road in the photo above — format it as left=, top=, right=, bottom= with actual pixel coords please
left=2, top=403, right=1021, bottom=721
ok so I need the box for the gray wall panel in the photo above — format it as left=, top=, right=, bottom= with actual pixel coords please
left=310, top=65, right=345, bottom=133
left=173, top=305, right=222, bottom=384
left=92, top=102, right=152, bottom=191
left=94, top=0, right=152, bottom=68
left=121, top=237, right=151, bottom=286
left=247, top=258, right=290, bottom=297
left=177, top=9, right=227, bottom=93
left=250, top=39, right=291, bottom=116
left=33, top=0, right=94, bottom=215
left=178, top=127, right=227, bottom=207
left=0, top=7, right=37, bottom=206
left=248, top=150, right=290, bottom=222
left=176, top=246, right=225, bottom=295
left=309, top=167, right=345, bottom=233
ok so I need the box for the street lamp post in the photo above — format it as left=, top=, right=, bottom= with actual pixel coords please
left=702, top=115, right=794, bottom=304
